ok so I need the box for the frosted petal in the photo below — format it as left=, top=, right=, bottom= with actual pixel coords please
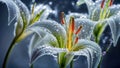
left=29, top=44, right=67, bottom=64
left=0, top=0, right=20, bottom=25
left=107, top=15, right=120, bottom=46
left=109, top=5, right=120, bottom=17
left=73, top=39, right=102, bottom=68
left=75, top=19, right=96, bottom=39
left=76, top=0, right=95, bottom=14
left=13, top=0, right=30, bottom=24
left=34, top=4, right=54, bottom=21
left=30, top=20, right=67, bottom=47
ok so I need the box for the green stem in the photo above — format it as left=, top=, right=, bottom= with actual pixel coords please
left=30, top=64, right=34, bottom=68
left=2, top=37, right=17, bottom=68
left=97, top=56, right=103, bottom=68
left=70, top=60, right=73, bottom=68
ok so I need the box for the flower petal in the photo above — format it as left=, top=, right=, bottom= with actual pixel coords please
left=107, top=15, right=120, bottom=46
left=29, top=44, right=67, bottom=64
left=13, top=0, right=30, bottom=24
left=73, top=39, right=102, bottom=68
left=34, top=4, right=53, bottom=21
left=75, top=19, right=96, bottom=39
left=0, top=0, right=20, bottom=25
left=30, top=20, right=67, bottom=48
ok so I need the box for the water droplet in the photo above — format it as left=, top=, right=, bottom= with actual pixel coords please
left=49, top=2, right=53, bottom=5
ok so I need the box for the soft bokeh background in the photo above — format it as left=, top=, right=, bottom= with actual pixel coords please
left=0, top=0, right=120, bottom=68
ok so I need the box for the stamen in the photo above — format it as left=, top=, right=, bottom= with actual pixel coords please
left=75, top=25, right=82, bottom=35
left=70, top=17, right=75, bottom=33
left=75, top=36, right=79, bottom=44
left=101, top=0, right=105, bottom=8
left=60, top=12, right=65, bottom=24
left=31, top=3, right=36, bottom=14
left=109, top=0, right=114, bottom=6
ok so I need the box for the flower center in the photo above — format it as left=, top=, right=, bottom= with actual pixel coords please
left=60, top=12, right=82, bottom=51
left=99, top=0, right=114, bottom=20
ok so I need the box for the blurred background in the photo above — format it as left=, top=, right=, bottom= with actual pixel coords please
left=0, top=0, right=120, bottom=68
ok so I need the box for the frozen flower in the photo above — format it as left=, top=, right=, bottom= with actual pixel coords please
left=76, top=0, right=120, bottom=46
left=28, top=14, right=101, bottom=68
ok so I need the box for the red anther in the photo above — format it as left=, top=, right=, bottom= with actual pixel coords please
left=75, top=36, right=79, bottom=44
left=60, top=12, right=65, bottom=24
left=75, top=25, right=82, bottom=35
left=101, top=0, right=105, bottom=8
left=71, top=17, right=75, bottom=33
left=109, top=0, right=114, bottom=6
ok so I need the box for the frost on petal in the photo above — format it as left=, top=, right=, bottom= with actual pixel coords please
left=0, top=0, right=20, bottom=25
left=108, top=5, right=120, bottom=17
left=66, top=13, right=87, bottom=21
left=34, top=4, right=53, bottom=21
left=75, top=19, right=96, bottom=39
left=76, top=0, right=94, bottom=14
left=73, top=39, right=102, bottom=68
left=13, top=0, right=30, bottom=24
left=107, top=15, right=120, bottom=47
left=76, top=0, right=94, bottom=6
left=29, top=43, right=67, bottom=64
left=30, top=20, right=67, bottom=47
left=89, top=6, right=101, bottom=21
left=28, top=27, right=59, bottom=62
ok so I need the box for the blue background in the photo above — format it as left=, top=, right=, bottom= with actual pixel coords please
left=0, top=0, right=120, bottom=68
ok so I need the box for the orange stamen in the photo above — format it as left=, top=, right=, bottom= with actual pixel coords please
left=75, top=25, right=82, bottom=35
left=75, top=36, right=79, bottom=44
left=109, top=0, right=114, bottom=6
left=70, top=17, right=75, bottom=33
left=101, top=0, right=105, bottom=8
left=60, top=12, right=65, bottom=24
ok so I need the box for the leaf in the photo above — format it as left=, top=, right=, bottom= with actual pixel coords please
left=73, top=39, right=102, bottom=68
left=0, top=0, right=20, bottom=25
left=30, top=20, right=67, bottom=48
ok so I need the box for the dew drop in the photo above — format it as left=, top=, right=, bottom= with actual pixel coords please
left=49, top=2, right=53, bottom=5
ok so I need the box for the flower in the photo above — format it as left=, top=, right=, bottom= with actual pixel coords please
left=76, top=0, right=120, bottom=46
left=0, top=0, right=54, bottom=67
left=28, top=13, right=102, bottom=68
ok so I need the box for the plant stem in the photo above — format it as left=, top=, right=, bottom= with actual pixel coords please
left=97, top=56, right=103, bottom=68
left=2, top=37, right=17, bottom=68
left=59, top=65, right=65, bottom=68
left=30, top=64, right=34, bottom=68
left=70, top=60, right=73, bottom=68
